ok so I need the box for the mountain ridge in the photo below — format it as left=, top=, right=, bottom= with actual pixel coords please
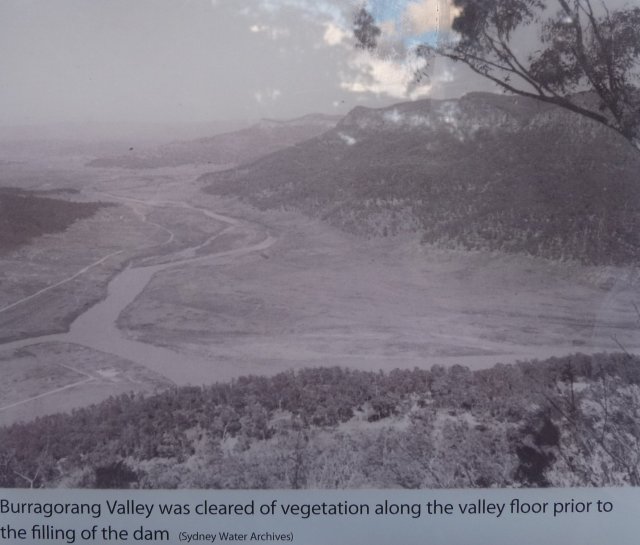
left=201, top=92, right=640, bottom=265
left=88, top=113, right=342, bottom=169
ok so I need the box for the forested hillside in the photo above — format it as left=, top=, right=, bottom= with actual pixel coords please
left=202, top=93, right=640, bottom=265
left=0, top=188, right=108, bottom=254
left=2, top=353, right=639, bottom=489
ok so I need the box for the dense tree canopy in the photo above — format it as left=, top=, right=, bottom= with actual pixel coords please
left=2, top=354, right=640, bottom=489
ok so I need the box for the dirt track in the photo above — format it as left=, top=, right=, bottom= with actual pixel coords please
left=1, top=163, right=639, bottom=425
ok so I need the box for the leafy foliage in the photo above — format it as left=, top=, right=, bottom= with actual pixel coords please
left=353, top=6, right=381, bottom=51
left=2, top=353, right=640, bottom=488
left=355, top=0, right=640, bottom=143
left=441, top=0, right=640, bottom=141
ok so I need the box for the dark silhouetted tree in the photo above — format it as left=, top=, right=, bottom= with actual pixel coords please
left=354, top=0, right=640, bottom=144
left=353, top=6, right=381, bottom=51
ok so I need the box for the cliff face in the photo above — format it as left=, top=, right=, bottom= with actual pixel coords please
left=202, top=93, right=640, bottom=265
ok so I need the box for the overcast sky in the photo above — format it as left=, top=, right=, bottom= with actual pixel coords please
left=0, top=0, right=485, bottom=128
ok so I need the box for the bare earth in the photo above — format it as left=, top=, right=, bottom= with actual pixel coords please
left=119, top=197, right=640, bottom=373
left=1, top=159, right=639, bottom=425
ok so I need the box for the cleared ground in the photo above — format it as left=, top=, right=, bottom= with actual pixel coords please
left=119, top=195, right=640, bottom=375
left=0, top=342, right=171, bottom=426
left=1, top=158, right=639, bottom=425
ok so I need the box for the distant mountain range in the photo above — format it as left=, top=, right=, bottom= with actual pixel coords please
left=87, top=114, right=341, bottom=169
left=201, top=92, right=640, bottom=265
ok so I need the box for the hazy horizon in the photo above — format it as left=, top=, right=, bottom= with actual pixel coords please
left=0, top=0, right=485, bottom=134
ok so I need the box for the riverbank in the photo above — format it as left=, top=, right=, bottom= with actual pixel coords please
left=1, top=162, right=639, bottom=427
left=118, top=193, right=640, bottom=378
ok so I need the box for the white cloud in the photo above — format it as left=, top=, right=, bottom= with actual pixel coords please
left=243, top=0, right=454, bottom=102
left=323, top=21, right=349, bottom=46
left=384, top=109, right=405, bottom=124
left=402, top=0, right=461, bottom=35
left=254, top=88, right=282, bottom=103
left=340, top=50, right=432, bottom=100
left=257, top=0, right=351, bottom=24
left=403, top=0, right=441, bottom=34
left=249, top=23, right=290, bottom=39
left=379, top=19, right=399, bottom=38
left=338, top=132, right=357, bottom=145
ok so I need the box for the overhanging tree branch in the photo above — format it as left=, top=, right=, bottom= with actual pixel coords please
left=438, top=49, right=611, bottom=125
left=353, top=0, right=640, bottom=144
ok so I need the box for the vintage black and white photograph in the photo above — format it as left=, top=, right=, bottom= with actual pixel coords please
left=1, top=0, right=639, bottom=489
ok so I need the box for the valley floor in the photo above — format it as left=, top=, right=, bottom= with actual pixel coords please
left=0, top=158, right=639, bottom=426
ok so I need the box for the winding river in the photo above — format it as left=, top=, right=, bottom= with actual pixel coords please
left=0, top=195, right=277, bottom=385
